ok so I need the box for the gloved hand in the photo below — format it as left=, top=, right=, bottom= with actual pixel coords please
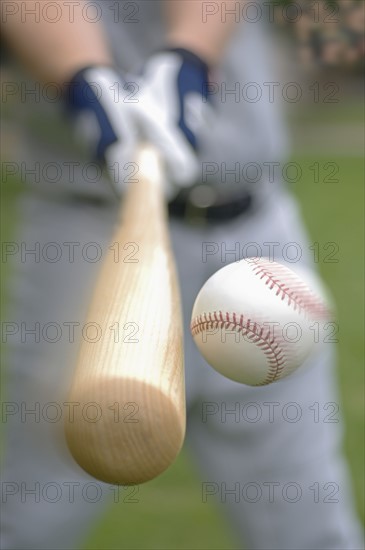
left=66, top=48, right=212, bottom=198
left=131, top=48, right=212, bottom=196
left=65, top=65, right=138, bottom=195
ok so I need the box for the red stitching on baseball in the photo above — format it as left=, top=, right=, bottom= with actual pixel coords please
left=191, top=311, right=287, bottom=385
left=247, top=258, right=330, bottom=319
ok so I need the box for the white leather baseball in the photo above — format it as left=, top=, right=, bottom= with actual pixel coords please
left=191, top=258, right=332, bottom=386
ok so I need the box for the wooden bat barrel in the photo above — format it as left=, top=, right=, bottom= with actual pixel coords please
left=64, top=145, right=186, bottom=485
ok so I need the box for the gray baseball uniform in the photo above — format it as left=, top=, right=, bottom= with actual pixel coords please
left=1, top=1, right=363, bottom=549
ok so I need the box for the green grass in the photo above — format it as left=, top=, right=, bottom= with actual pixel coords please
left=83, top=452, right=238, bottom=550
left=290, top=155, right=365, bottom=524
left=289, top=96, right=364, bottom=125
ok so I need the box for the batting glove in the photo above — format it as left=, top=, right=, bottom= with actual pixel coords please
left=131, top=48, right=213, bottom=197
left=65, top=65, right=138, bottom=195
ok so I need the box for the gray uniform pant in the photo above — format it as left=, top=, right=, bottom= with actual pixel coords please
left=1, top=185, right=363, bottom=550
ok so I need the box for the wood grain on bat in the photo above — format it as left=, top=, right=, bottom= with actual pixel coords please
left=65, top=145, right=185, bottom=485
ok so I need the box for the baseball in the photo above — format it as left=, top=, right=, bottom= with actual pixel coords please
left=191, top=258, right=332, bottom=386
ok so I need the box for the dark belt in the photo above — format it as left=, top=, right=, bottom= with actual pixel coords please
left=168, top=188, right=253, bottom=225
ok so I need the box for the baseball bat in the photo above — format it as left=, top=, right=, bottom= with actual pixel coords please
left=65, top=144, right=186, bottom=485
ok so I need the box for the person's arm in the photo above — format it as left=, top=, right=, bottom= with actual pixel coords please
left=1, top=0, right=241, bottom=194
left=0, top=0, right=112, bottom=84
left=165, top=0, right=240, bottom=65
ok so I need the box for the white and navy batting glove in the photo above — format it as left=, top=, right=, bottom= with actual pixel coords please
left=132, top=48, right=213, bottom=196
left=66, top=66, right=138, bottom=195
